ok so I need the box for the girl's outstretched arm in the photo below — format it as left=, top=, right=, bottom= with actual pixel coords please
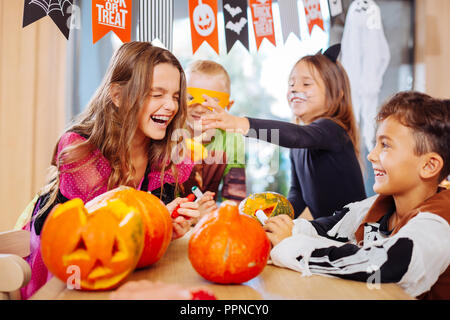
left=201, top=96, right=345, bottom=150
left=201, top=95, right=250, bottom=134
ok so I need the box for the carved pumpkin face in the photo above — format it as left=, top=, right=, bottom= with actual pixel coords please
left=239, top=192, right=295, bottom=223
left=85, top=186, right=173, bottom=269
left=188, top=201, right=270, bottom=284
left=41, top=198, right=144, bottom=290
left=193, top=0, right=215, bottom=36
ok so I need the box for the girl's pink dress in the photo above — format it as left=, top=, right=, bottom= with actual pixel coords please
left=20, top=132, right=194, bottom=299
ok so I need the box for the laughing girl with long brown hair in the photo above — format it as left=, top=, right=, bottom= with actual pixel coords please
left=21, top=42, right=201, bottom=299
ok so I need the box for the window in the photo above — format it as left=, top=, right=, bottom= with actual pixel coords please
left=172, top=0, right=331, bottom=196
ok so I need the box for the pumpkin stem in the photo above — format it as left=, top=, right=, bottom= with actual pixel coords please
left=218, top=201, right=239, bottom=221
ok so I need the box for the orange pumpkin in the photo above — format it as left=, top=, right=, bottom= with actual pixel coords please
left=85, top=186, right=173, bottom=268
left=41, top=198, right=144, bottom=290
left=188, top=201, right=270, bottom=284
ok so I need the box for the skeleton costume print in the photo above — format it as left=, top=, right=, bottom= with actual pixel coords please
left=270, top=189, right=450, bottom=299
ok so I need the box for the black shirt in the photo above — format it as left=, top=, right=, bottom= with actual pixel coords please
left=246, top=117, right=366, bottom=219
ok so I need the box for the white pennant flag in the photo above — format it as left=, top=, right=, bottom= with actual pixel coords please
left=328, top=0, right=343, bottom=17
left=138, top=0, right=174, bottom=51
left=278, top=0, right=301, bottom=43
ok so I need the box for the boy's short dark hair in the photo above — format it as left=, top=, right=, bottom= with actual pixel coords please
left=377, top=91, right=450, bottom=181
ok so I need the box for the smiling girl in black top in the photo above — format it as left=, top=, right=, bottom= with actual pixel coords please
left=202, top=45, right=366, bottom=219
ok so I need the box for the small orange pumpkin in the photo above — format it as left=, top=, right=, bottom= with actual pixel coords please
left=41, top=198, right=144, bottom=290
left=85, top=186, right=173, bottom=268
left=188, top=201, right=271, bottom=284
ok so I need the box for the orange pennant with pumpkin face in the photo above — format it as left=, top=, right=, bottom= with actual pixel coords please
left=248, top=0, right=276, bottom=50
left=92, top=0, right=133, bottom=44
left=189, top=0, right=219, bottom=55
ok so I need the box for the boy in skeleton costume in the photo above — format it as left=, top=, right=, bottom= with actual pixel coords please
left=265, top=92, right=450, bottom=299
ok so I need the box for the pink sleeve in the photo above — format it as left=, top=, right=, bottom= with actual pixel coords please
left=56, top=132, right=111, bottom=203
left=147, top=157, right=194, bottom=192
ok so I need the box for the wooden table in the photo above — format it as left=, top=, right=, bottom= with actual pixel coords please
left=31, top=230, right=414, bottom=300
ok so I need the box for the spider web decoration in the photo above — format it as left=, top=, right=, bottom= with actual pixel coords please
left=23, top=0, right=74, bottom=39
left=29, top=0, right=72, bottom=16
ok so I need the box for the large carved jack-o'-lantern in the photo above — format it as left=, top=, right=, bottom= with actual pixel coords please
left=85, top=186, right=173, bottom=269
left=41, top=198, right=144, bottom=290
left=193, top=0, right=215, bottom=37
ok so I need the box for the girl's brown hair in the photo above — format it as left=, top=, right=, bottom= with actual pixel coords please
left=37, top=42, right=187, bottom=217
left=292, top=53, right=361, bottom=160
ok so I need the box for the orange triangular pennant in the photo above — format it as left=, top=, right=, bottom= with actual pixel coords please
left=92, top=0, right=133, bottom=44
left=248, top=0, right=276, bottom=50
left=189, top=0, right=219, bottom=55
left=303, top=0, right=324, bottom=34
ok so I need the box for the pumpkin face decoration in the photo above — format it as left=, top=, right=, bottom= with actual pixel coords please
left=85, top=186, right=173, bottom=269
left=239, top=192, right=295, bottom=223
left=193, top=0, right=215, bottom=36
left=188, top=201, right=270, bottom=284
left=41, top=198, right=144, bottom=290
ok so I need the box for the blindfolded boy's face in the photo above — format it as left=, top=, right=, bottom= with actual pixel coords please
left=186, top=72, right=230, bottom=128
left=367, top=116, right=424, bottom=196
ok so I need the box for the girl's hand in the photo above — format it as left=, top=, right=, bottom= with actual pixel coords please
left=167, top=197, right=200, bottom=239
left=263, top=214, right=294, bottom=247
left=194, top=191, right=217, bottom=225
left=200, top=95, right=250, bottom=134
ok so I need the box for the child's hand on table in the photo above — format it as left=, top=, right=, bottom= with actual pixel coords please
left=167, top=197, right=200, bottom=239
left=263, top=214, right=294, bottom=247
left=200, top=95, right=250, bottom=134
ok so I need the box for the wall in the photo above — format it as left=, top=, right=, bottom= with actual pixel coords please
left=415, top=0, right=450, bottom=98
left=0, top=0, right=67, bottom=231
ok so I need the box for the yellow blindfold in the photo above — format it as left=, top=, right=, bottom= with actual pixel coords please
left=187, top=87, right=230, bottom=109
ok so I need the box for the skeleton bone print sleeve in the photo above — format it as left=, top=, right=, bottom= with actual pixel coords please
left=270, top=195, right=450, bottom=298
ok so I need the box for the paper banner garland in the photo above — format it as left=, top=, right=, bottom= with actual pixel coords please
left=248, top=0, right=276, bottom=50
left=303, top=0, right=324, bottom=34
left=138, top=0, right=174, bottom=51
left=328, top=0, right=343, bottom=17
left=92, top=0, right=133, bottom=44
left=222, top=0, right=249, bottom=53
left=23, top=0, right=73, bottom=39
left=189, top=0, right=219, bottom=55
left=278, top=0, right=301, bottom=43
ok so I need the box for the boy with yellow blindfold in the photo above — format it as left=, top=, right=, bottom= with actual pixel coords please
left=181, top=60, right=246, bottom=218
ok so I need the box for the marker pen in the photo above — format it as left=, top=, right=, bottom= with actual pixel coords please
left=171, top=193, right=196, bottom=218
left=255, top=210, right=268, bottom=225
left=191, top=186, right=204, bottom=202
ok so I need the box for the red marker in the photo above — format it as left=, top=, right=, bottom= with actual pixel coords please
left=171, top=193, right=196, bottom=218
